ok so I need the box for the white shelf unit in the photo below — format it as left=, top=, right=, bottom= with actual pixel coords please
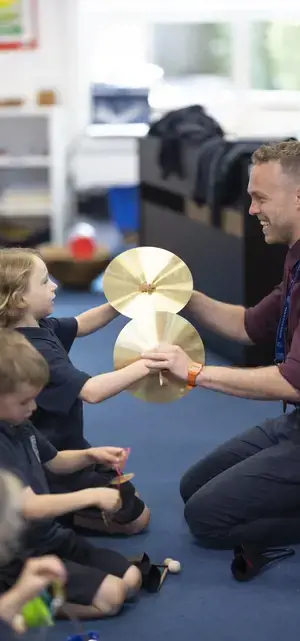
left=0, top=107, right=69, bottom=245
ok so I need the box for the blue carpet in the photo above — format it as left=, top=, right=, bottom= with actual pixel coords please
left=45, top=291, right=300, bottom=641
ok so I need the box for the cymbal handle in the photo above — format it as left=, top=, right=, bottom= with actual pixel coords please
left=159, top=371, right=168, bottom=387
left=159, top=566, right=169, bottom=589
left=102, top=511, right=110, bottom=526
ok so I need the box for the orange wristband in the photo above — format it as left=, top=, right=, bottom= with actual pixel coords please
left=187, top=362, right=203, bottom=390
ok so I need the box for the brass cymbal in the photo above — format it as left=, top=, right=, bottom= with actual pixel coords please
left=113, top=312, right=205, bottom=403
left=103, top=246, right=193, bottom=318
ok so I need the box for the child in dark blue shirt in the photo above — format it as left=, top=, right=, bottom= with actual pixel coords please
left=0, top=248, right=150, bottom=536
left=0, top=329, right=141, bottom=620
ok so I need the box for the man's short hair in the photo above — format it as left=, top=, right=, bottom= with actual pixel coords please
left=252, top=140, right=300, bottom=178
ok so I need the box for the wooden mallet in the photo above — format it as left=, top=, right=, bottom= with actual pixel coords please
left=158, top=558, right=181, bottom=589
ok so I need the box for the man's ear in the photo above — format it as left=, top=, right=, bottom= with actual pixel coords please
left=296, top=187, right=300, bottom=208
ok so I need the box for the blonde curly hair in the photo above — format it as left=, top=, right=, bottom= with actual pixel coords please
left=0, top=248, right=40, bottom=327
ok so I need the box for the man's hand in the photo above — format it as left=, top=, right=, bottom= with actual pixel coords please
left=0, top=556, right=67, bottom=632
left=89, top=446, right=128, bottom=470
left=142, top=343, right=192, bottom=382
left=93, top=488, right=122, bottom=513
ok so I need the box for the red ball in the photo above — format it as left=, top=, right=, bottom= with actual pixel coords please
left=69, top=236, right=96, bottom=260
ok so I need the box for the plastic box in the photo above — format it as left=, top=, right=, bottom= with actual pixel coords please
left=107, top=185, right=139, bottom=233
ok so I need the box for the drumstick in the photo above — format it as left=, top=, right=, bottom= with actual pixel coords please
left=159, top=558, right=181, bottom=589
left=103, top=449, right=131, bottom=524
left=103, top=451, right=128, bottom=524
left=102, top=469, right=121, bottom=525
left=115, top=447, right=130, bottom=488
left=159, top=565, right=169, bottom=588
left=115, top=463, right=121, bottom=490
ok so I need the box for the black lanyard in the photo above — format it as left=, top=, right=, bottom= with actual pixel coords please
left=275, top=260, right=300, bottom=364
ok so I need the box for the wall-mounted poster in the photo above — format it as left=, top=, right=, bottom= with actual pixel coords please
left=0, top=0, right=37, bottom=50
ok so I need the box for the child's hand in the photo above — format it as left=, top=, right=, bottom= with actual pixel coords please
left=94, top=488, right=122, bottom=513
left=15, top=556, right=66, bottom=602
left=0, top=556, right=67, bottom=632
left=89, top=446, right=127, bottom=468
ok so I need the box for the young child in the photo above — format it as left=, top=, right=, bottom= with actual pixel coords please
left=0, top=468, right=66, bottom=636
left=0, top=554, right=67, bottom=636
left=0, top=247, right=150, bottom=536
left=0, top=329, right=141, bottom=620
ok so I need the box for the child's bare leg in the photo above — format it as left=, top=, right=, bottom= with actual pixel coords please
left=58, top=566, right=141, bottom=619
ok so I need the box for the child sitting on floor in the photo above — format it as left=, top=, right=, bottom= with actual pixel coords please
left=0, top=469, right=67, bottom=635
left=0, top=247, right=150, bottom=536
left=0, top=329, right=141, bottom=620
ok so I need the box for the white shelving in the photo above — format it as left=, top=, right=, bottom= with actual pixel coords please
left=0, top=156, right=50, bottom=168
left=0, top=107, right=69, bottom=244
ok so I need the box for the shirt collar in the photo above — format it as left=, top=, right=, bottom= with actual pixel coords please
left=0, top=421, right=19, bottom=438
left=0, top=420, right=29, bottom=438
left=17, top=325, right=49, bottom=339
left=285, top=239, right=300, bottom=271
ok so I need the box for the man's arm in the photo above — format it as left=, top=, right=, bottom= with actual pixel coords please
left=187, top=291, right=250, bottom=343
left=187, top=282, right=284, bottom=345
left=75, top=303, right=118, bottom=337
left=196, top=364, right=300, bottom=402
left=142, top=344, right=300, bottom=402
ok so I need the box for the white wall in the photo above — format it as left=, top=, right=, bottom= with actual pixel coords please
left=78, top=0, right=300, bottom=20
left=2, top=0, right=300, bottom=190
left=76, top=1, right=300, bottom=129
left=2, top=0, right=300, bottom=140
left=0, top=0, right=79, bottom=141
left=0, top=0, right=63, bottom=101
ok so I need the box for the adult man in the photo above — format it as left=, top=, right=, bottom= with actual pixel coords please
left=142, top=140, right=300, bottom=549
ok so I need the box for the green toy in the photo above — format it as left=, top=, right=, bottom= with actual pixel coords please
left=21, top=594, right=54, bottom=627
left=21, top=582, right=64, bottom=629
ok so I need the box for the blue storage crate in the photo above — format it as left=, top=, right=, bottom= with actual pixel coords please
left=107, top=186, right=139, bottom=233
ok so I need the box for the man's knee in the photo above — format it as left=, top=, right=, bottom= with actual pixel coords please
left=184, top=492, right=206, bottom=536
left=179, top=459, right=211, bottom=504
left=179, top=469, right=197, bottom=504
left=184, top=490, right=227, bottom=548
left=179, top=473, right=189, bottom=503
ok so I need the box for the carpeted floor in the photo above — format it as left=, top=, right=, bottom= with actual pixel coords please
left=44, top=290, right=300, bottom=641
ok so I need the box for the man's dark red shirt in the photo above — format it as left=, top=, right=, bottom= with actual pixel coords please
left=245, top=239, right=300, bottom=391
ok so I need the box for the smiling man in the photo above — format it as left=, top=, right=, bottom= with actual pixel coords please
left=142, top=140, right=300, bottom=549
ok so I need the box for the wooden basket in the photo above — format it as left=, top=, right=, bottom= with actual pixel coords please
left=38, top=244, right=111, bottom=289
